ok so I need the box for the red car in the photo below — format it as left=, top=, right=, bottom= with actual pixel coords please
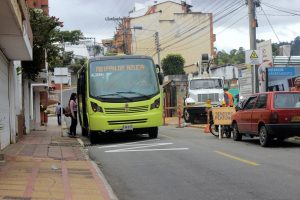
left=231, top=91, right=300, bottom=147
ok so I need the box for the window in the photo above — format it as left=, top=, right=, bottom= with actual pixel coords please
left=255, top=94, right=268, bottom=109
left=274, top=93, right=300, bottom=108
left=244, top=96, right=257, bottom=110
left=89, top=58, right=159, bottom=102
left=190, top=79, right=222, bottom=90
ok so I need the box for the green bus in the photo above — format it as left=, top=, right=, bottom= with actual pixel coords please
left=77, top=55, right=164, bottom=143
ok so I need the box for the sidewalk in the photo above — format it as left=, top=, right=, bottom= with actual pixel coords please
left=164, top=117, right=206, bottom=129
left=0, top=117, right=116, bottom=200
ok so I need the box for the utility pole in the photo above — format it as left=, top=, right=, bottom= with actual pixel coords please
left=247, top=0, right=259, bottom=93
left=155, top=32, right=161, bottom=66
left=248, top=0, right=257, bottom=50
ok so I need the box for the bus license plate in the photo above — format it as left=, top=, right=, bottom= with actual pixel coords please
left=123, top=125, right=133, bottom=131
left=291, top=116, right=300, bottom=122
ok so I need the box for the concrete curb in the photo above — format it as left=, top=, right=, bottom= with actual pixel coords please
left=91, top=161, right=119, bottom=200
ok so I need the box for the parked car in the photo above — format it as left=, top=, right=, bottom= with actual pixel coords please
left=231, top=91, right=300, bottom=147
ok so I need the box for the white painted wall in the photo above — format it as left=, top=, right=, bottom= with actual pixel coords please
left=0, top=51, right=10, bottom=149
left=24, top=79, right=31, bottom=134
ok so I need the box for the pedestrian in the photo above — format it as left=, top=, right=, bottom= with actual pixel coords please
left=291, top=77, right=300, bottom=91
left=68, top=93, right=78, bottom=138
left=223, top=87, right=234, bottom=107
left=55, top=102, right=62, bottom=126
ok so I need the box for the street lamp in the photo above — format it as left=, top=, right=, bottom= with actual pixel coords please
left=132, top=26, right=161, bottom=67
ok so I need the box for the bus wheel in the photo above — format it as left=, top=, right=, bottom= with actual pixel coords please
left=89, top=130, right=98, bottom=144
left=148, top=127, right=158, bottom=138
left=82, top=127, right=88, bottom=137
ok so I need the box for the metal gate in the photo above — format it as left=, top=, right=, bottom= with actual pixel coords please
left=0, top=54, right=10, bottom=150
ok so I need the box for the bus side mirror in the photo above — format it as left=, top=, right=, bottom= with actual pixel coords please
left=158, top=73, right=164, bottom=85
left=156, top=64, right=164, bottom=85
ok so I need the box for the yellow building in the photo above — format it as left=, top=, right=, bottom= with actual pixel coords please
left=129, top=1, right=215, bottom=74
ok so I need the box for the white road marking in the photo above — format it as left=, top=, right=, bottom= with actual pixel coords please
left=98, top=139, right=161, bottom=149
left=106, top=148, right=189, bottom=153
left=101, top=141, right=189, bottom=153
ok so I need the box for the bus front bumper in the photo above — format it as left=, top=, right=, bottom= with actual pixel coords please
left=89, top=111, right=163, bottom=131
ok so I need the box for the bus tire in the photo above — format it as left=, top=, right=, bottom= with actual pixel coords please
left=82, top=127, right=88, bottom=137
left=89, top=130, right=98, bottom=144
left=148, top=127, right=158, bottom=138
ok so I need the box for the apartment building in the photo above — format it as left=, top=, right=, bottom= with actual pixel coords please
left=115, top=0, right=215, bottom=74
left=0, top=0, right=33, bottom=149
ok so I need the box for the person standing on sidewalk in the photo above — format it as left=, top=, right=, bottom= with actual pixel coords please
left=69, top=93, right=78, bottom=137
left=55, top=102, right=62, bottom=125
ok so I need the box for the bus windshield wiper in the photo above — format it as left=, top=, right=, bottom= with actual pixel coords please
left=96, top=93, right=133, bottom=101
left=116, top=91, right=150, bottom=98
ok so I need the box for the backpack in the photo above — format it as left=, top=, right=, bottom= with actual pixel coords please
left=63, top=106, right=72, bottom=117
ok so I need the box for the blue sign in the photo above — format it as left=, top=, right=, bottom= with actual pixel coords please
left=268, top=67, right=295, bottom=76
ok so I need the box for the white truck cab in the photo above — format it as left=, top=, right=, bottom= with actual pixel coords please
left=184, top=75, right=224, bottom=124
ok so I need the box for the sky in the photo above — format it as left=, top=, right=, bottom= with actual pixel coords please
left=49, top=0, right=300, bottom=52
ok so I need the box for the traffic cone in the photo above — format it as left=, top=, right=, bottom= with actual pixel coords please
left=204, top=123, right=210, bottom=133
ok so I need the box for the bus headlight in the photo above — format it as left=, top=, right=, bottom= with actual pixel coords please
left=150, top=98, right=160, bottom=110
left=91, top=102, right=103, bottom=112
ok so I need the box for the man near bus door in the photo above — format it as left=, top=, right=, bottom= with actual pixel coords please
left=291, top=77, right=300, bottom=91
left=223, top=87, right=234, bottom=107
left=69, top=93, right=78, bottom=138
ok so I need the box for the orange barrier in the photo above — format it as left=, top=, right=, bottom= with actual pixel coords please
left=164, top=106, right=182, bottom=128
left=204, top=124, right=210, bottom=133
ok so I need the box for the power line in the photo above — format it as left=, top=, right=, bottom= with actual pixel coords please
left=161, top=3, right=246, bottom=51
left=261, top=2, right=300, bottom=16
left=260, top=5, right=282, bottom=43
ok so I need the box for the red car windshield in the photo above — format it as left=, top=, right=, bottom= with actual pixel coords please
left=274, top=93, right=300, bottom=108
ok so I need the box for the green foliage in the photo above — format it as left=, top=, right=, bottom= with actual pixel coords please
left=22, top=8, right=63, bottom=80
left=214, top=36, right=300, bottom=66
left=161, top=54, right=185, bottom=75
left=21, top=8, right=84, bottom=79
left=215, top=47, right=245, bottom=65
left=55, top=30, right=84, bottom=44
left=68, top=58, right=87, bottom=73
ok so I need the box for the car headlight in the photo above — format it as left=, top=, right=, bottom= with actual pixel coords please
left=91, top=102, right=103, bottom=112
left=150, top=98, right=160, bottom=109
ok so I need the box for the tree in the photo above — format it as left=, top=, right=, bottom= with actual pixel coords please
left=291, top=36, right=300, bottom=56
left=215, top=47, right=245, bottom=65
left=22, top=8, right=84, bottom=79
left=22, top=8, right=63, bottom=80
left=68, top=58, right=87, bottom=73
left=161, top=54, right=185, bottom=75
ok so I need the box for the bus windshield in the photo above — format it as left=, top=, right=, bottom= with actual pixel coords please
left=190, top=79, right=223, bottom=90
left=89, top=58, right=159, bottom=102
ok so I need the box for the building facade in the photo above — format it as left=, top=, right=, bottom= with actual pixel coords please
left=0, top=0, right=33, bottom=150
left=127, top=1, right=214, bottom=74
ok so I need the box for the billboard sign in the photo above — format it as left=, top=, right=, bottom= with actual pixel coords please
left=257, top=40, right=273, bottom=92
left=267, top=66, right=300, bottom=91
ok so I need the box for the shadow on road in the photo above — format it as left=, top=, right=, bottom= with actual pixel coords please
left=238, top=138, right=300, bottom=148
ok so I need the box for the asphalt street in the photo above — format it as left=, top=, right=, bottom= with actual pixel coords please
left=86, top=126, right=300, bottom=200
